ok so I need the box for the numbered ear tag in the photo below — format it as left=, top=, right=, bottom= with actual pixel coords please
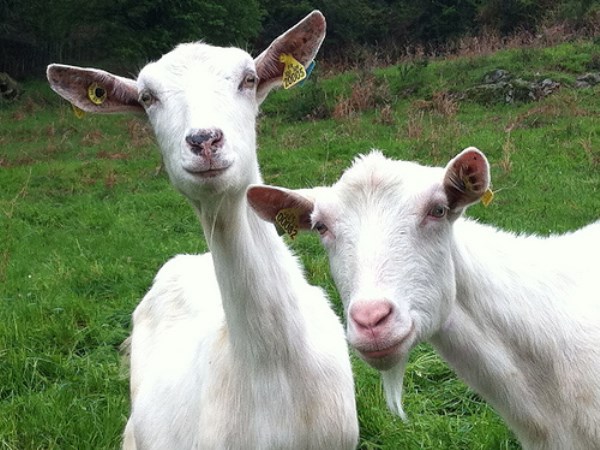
left=279, top=54, right=307, bottom=89
left=481, top=188, right=494, bottom=207
left=71, top=103, right=85, bottom=118
left=87, top=82, right=107, bottom=105
left=275, top=208, right=300, bottom=239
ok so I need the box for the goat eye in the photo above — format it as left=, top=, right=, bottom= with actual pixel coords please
left=139, top=90, right=155, bottom=107
left=428, top=204, right=448, bottom=219
left=240, top=73, right=258, bottom=90
left=313, top=222, right=329, bottom=235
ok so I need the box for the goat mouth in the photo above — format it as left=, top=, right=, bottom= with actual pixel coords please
left=357, top=323, right=416, bottom=361
left=197, top=168, right=229, bottom=178
left=360, top=341, right=403, bottom=359
left=184, top=166, right=230, bottom=178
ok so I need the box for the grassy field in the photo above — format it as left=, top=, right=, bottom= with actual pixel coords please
left=1, top=40, right=599, bottom=449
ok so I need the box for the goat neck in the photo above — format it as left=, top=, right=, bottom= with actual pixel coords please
left=197, top=189, right=308, bottom=365
left=431, top=218, right=600, bottom=448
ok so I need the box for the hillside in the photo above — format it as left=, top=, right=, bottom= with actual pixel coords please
left=0, top=40, right=599, bottom=449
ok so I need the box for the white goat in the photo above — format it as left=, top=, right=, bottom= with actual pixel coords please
left=248, top=147, right=600, bottom=450
left=47, top=11, right=358, bottom=450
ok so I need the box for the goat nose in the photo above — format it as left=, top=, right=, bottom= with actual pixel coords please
left=350, top=300, right=394, bottom=332
left=185, top=128, right=224, bottom=156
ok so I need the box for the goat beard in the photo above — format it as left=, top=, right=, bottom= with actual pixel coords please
left=380, top=353, right=410, bottom=420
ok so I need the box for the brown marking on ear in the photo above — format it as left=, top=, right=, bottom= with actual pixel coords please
left=255, top=10, right=326, bottom=101
left=443, top=147, right=490, bottom=211
left=46, top=64, right=143, bottom=114
left=247, top=185, right=314, bottom=230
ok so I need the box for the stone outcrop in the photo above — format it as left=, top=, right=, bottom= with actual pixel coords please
left=465, top=69, right=560, bottom=104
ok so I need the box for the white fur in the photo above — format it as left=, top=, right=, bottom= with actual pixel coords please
left=253, top=150, right=600, bottom=449
left=47, top=11, right=358, bottom=450
left=126, top=33, right=357, bottom=450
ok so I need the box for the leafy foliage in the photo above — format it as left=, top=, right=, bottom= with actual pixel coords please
left=1, top=0, right=599, bottom=78
left=0, top=0, right=262, bottom=77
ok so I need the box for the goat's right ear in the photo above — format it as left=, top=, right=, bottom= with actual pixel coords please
left=247, top=185, right=315, bottom=235
left=46, top=64, right=144, bottom=114
left=443, top=147, right=491, bottom=213
left=254, top=10, right=326, bottom=104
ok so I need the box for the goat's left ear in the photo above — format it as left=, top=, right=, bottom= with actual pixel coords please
left=247, top=185, right=315, bottom=236
left=47, top=64, right=144, bottom=114
left=443, top=147, right=491, bottom=213
left=254, top=10, right=326, bottom=104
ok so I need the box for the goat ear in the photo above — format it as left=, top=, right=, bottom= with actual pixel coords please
left=443, top=147, right=491, bottom=212
left=247, top=185, right=315, bottom=232
left=46, top=64, right=144, bottom=114
left=254, top=10, right=326, bottom=104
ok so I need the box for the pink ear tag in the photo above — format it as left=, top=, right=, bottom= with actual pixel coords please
left=275, top=208, right=300, bottom=239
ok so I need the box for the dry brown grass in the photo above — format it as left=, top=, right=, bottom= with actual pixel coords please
left=500, top=132, right=515, bottom=175
left=505, top=94, right=590, bottom=133
left=81, top=129, right=104, bottom=147
left=374, top=104, right=395, bottom=126
left=406, top=110, right=425, bottom=139
left=320, top=20, right=597, bottom=74
left=126, top=119, right=154, bottom=149
left=333, top=73, right=391, bottom=119
left=411, top=91, right=459, bottom=117
left=104, top=169, right=117, bottom=190
left=96, top=150, right=129, bottom=160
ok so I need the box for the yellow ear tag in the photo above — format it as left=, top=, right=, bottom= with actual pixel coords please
left=279, top=54, right=307, bottom=89
left=275, top=208, right=300, bottom=239
left=481, top=188, right=494, bottom=207
left=71, top=103, right=85, bottom=118
left=87, top=82, right=107, bottom=105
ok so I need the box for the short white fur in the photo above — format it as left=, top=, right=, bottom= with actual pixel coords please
left=47, top=11, right=358, bottom=450
left=247, top=148, right=600, bottom=450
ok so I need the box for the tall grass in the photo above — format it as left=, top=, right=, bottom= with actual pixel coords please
left=1, top=41, right=599, bottom=448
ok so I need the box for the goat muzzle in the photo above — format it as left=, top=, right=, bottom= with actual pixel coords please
left=185, top=129, right=224, bottom=158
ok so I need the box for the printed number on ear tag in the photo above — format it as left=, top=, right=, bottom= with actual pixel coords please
left=275, top=208, right=300, bottom=239
left=279, top=54, right=307, bottom=90
left=481, top=188, right=494, bottom=207
left=71, top=103, right=85, bottom=118
left=87, top=82, right=107, bottom=105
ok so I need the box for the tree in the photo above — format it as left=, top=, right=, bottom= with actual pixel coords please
left=0, top=0, right=263, bottom=78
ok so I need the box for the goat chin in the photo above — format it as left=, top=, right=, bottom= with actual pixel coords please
left=248, top=148, right=600, bottom=450
left=328, top=151, right=600, bottom=450
left=46, top=10, right=359, bottom=449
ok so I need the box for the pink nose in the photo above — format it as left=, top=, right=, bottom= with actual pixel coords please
left=349, top=300, right=394, bottom=336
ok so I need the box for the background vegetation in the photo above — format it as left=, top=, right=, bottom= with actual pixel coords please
left=1, top=32, right=599, bottom=448
left=2, top=0, right=600, bottom=78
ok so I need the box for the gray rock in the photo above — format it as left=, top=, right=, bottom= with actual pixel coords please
left=575, top=72, right=600, bottom=88
left=0, top=73, right=21, bottom=100
left=483, top=69, right=511, bottom=84
left=466, top=70, right=560, bottom=104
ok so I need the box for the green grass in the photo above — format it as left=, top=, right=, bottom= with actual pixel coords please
left=1, top=41, right=599, bottom=448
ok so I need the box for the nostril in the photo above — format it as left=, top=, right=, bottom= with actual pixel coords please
left=374, top=308, right=391, bottom=327
left=185, top=128, right=224, bottom=156
left=212, top=129, right=223, bottom=146
left=186, top=133, right=210, bottom=147
left=350, top=300, right=394, bottom=331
